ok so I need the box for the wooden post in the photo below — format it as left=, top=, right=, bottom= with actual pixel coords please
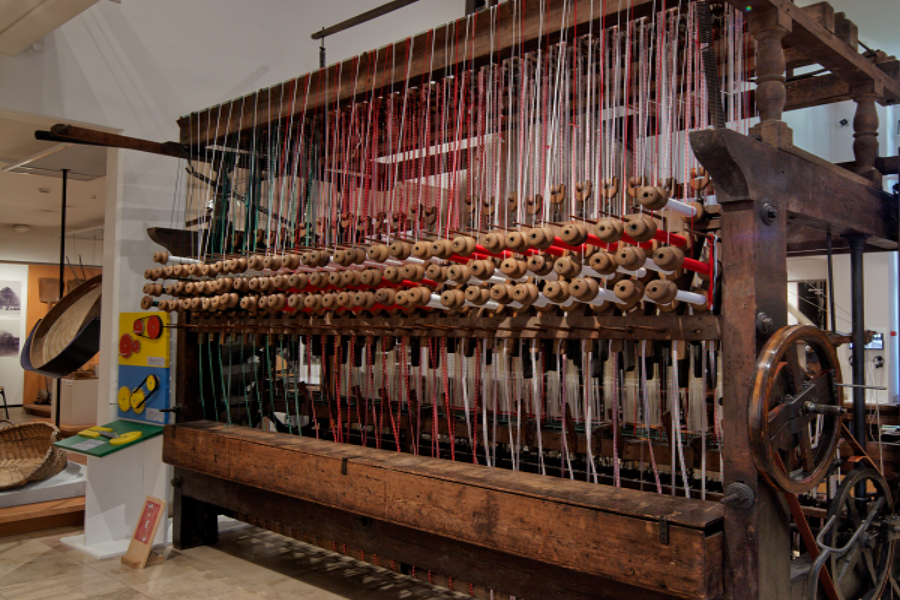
left=748, top=9, right=793, bottom=149
left=172, top=467, right=219, bottom=550
left=852, top=83, right=883, bottom=184
left=692, top=129, right=792, bottom=600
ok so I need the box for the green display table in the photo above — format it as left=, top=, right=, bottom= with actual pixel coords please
left=54, top=420, right=164, bottom=458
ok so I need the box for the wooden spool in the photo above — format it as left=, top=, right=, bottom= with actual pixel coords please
left=588, top=251, right=617, bottom=275
left=153, top=251, right=169, bottom=264
left=624, top=214, right=657, bottom=243
left=447, top=264, right=470, bottom=283
left=559, top=222, right=588, bottom=246
left=388, top=241, right=412, bottom=260
left=652, top=246, right=685, bottom=272
left=337, top=291, right=355, bottom=308
left=464, top=286, right=490, bottom=305
left=308, top=273, right=329, bottom=288
left=645, top=279, right=678, bottom=304
left=511, top=283, right=540, bottom=307
left=526, top=227, right=555, bottom=250
left=360, top=269, right=383, bottom=287
left=288, top=273, right=309, bottom=289
left=248, top=255, right=266, bottom=270
left=340, top=270, right=360, bottom=287
left=505, top=231, right=530, bottom=252
left=469, top=260, right=495, bottom=280
left=490, top=283, right=515, bottom=304
left=480, top=232, right=507, bottom=253
left=451, top=236, right=478, bottom=256
left=367, top=244, right=391, bottom=263
left=500, top=258, right=527, bottom=279
left=440, top=289, right=465, bottom=310
left=304, top=294, right=323, bottom=311
left=287, top=294, right=305, bottom=309
left=569, top=278, right=600, bottom=302
left=140, top=296, right=157, bottom=310
left=636, top=186, right=669, bottom=211
left=595, top=219, right=624, bottom=244
left=553, top=256, right=582, bottom=279
left=424, top=264, right=447, bottom=283
left=613, top=279, right=645, bottom=308
left=412, top=241, right=433, bottom=259
left=327, top=272, right=344, bottom=288
left=355, top=291, right=376, bottom=310
left=615, top=246, right=647, bottom=272
left=401, top=263, right=425, bottom=282
left=543, top=281, right=569, bottom=303
left=263, top=255, right=283, bottom=271
left=375, top=288, right=396, bottom=306
left=526, top=254, right=554, bottom=276
left=430, top=239, right=454, bottom=259
left=383, top=266, right=403, bottom=284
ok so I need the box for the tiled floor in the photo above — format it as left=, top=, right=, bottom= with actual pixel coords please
left=0, top=525, right=472, bottom=600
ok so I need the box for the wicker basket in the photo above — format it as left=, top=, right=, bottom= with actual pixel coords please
left=0, top=420, right=68, bottom=491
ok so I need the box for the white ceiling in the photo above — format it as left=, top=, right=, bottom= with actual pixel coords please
left=0, top=0, right=101, bottom=57
left=0, top=109, right=108, bottom=231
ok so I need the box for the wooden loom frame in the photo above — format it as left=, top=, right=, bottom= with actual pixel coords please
left=163, top=1, right=900, bottom=598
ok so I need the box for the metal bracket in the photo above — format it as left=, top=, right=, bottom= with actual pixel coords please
left=658, top=517, right=670, bottom=545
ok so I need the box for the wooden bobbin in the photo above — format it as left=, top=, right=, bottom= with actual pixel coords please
left=287, top=294, right=305, bottom=309
left=337, top=291, right=355, bottom=308
left=366, top=244, right=390, bottom=263
left=595, top=219, right=625, bottom=244
left=500, top=258, right=527, bottom=279
left=424, top=263, right=447, bottom=283
left=613, top=279, right=645, bottom=307
left=360, top=269, right=383, bottom=287
left=395, top=290, right=413, bottom=308
left=469, top=260, right=496, bottom=280
left=624, top=215, right=657, bottom=243
left=656, top=299, right=681, bottom=314
left=543, top=281, right=569, bottom=303
left=233, top=278, right=251, bottom=293
left=447, top=264, right=470, bottom=283
left=332, top=250, right=348, bottom=267
left=588, top=251, right=617, bottom=275
left=636, top=186, right=669, bottom=211
left=429, top=239, right=454, bottom=259
left=264, top=255, right=283, bottom=271
left=400, top=263, right=425, bottom=282
left=440, top=289, right=466, bottom=310
left=327, top=272, right=344, bottom=288
left=340, top=270, right=360, bottom=287
left=680, top=201, right=707, bottom=224
left=288, top=273, right=309, bottom=289
left=553, top=256, right=582, bottom=279
left=615, top=246, right=647, bottom=272
left=283, top=254, right=302, bottom=270
left=304, top=294, right=323, bottom=311
left=480, top=232, right=507, bottom=253
left=490, top=283, right=515, bottom=304
left=388, top=241, right=412, bottom=260
left=173, top=281, right=187, bottom=295
left=222, top=293, right=239, bottom=309
left=569, top=278, right=600, bottom=302
left=526, top=227, right=556, bottom=250
left=652, top=246, right=685, bottom=272
left=526, top=254, right=554, bottom=276
left=209, top=296, right=222, bottom=311
left=140, top=296, right=158, bottom=310
left=248, top=255, right=266, bottom=270
left=232, top=257, right=249, bottom=273
left=411, top=241, right=433, bottom=259
left=269, top=294, right=287, bottom=310
left=142, top=283, right=154, bottom=295
left=308, top=272, right=329, bottom=288
left=190, top=297, right=204, bottom=311
left=645, top=279, right=678, bottom=304
left=451, top=236, right=478, bottom=256
left=271, top=275, right=290, bottom=291
left=257, top=277, right=274, bottom=292
left=383, top=266, right=403, bottom=284
left=375, top=288, right=396, bottom=306
left=153, top=251, right=169, bottom=264
left=163, top=284, right=177, bottom=296
left=505, top=231, right=530, bottom=252
left=355, top=291, right=377, bottom=310
left=216, top=278, right=234, bottom=293
left=511, top=283, right=540, bottom=307
left=464, top=285, right=490, bottom=305
left=559, top=222, right=589, bottom=246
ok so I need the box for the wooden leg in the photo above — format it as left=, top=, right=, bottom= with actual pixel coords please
left=172, top=468, right=219, bottom=550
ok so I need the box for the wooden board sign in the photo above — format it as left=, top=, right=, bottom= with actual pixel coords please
left=121, top=495, right=166, bottom=569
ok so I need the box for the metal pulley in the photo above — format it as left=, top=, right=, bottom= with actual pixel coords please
left=749, top=325, right=844, bottom=494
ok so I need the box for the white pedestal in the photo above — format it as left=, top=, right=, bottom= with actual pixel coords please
left=52, top=378, right=99, bottom=425
left=58, top=435, right=169, bottom=559
left=0, top=462, right=86, bottom=508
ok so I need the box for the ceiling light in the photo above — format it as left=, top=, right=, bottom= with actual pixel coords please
left=12, top=225, right=31, bottom=234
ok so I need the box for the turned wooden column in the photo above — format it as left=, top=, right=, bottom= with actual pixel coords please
left=852, top=83, right=883, bottom=184
left=748, top=9, right=793, bottom=149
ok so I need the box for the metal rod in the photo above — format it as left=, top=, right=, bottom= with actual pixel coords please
left=846, top=233, right=867, bottom=445
left=835, top=383, right=888, bottom=391
left=311, top=0, right=422, bottom=41
left=826, top=227, right=836, bottom=332
left=56, top=168, right=68, bottom=430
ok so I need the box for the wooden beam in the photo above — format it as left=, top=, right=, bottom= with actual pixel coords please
left=727, top=0, right=900, bottom=104
left=181, top=469, right=690, bottom=600
left=690, top=128, right=898, bottom=246
left=178, top=0, right=657, bottom=147
left=785, top=60, right=900, bottom=112
left=164, top=421, right=725, bottom=599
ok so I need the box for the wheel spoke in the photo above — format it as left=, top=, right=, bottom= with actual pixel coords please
left=784, top=345, right=807, bottom=395
left=799, top=427, right=816, bottom=472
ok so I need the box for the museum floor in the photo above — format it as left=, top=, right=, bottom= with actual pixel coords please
left=0, top=525, right=470, bottom=600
